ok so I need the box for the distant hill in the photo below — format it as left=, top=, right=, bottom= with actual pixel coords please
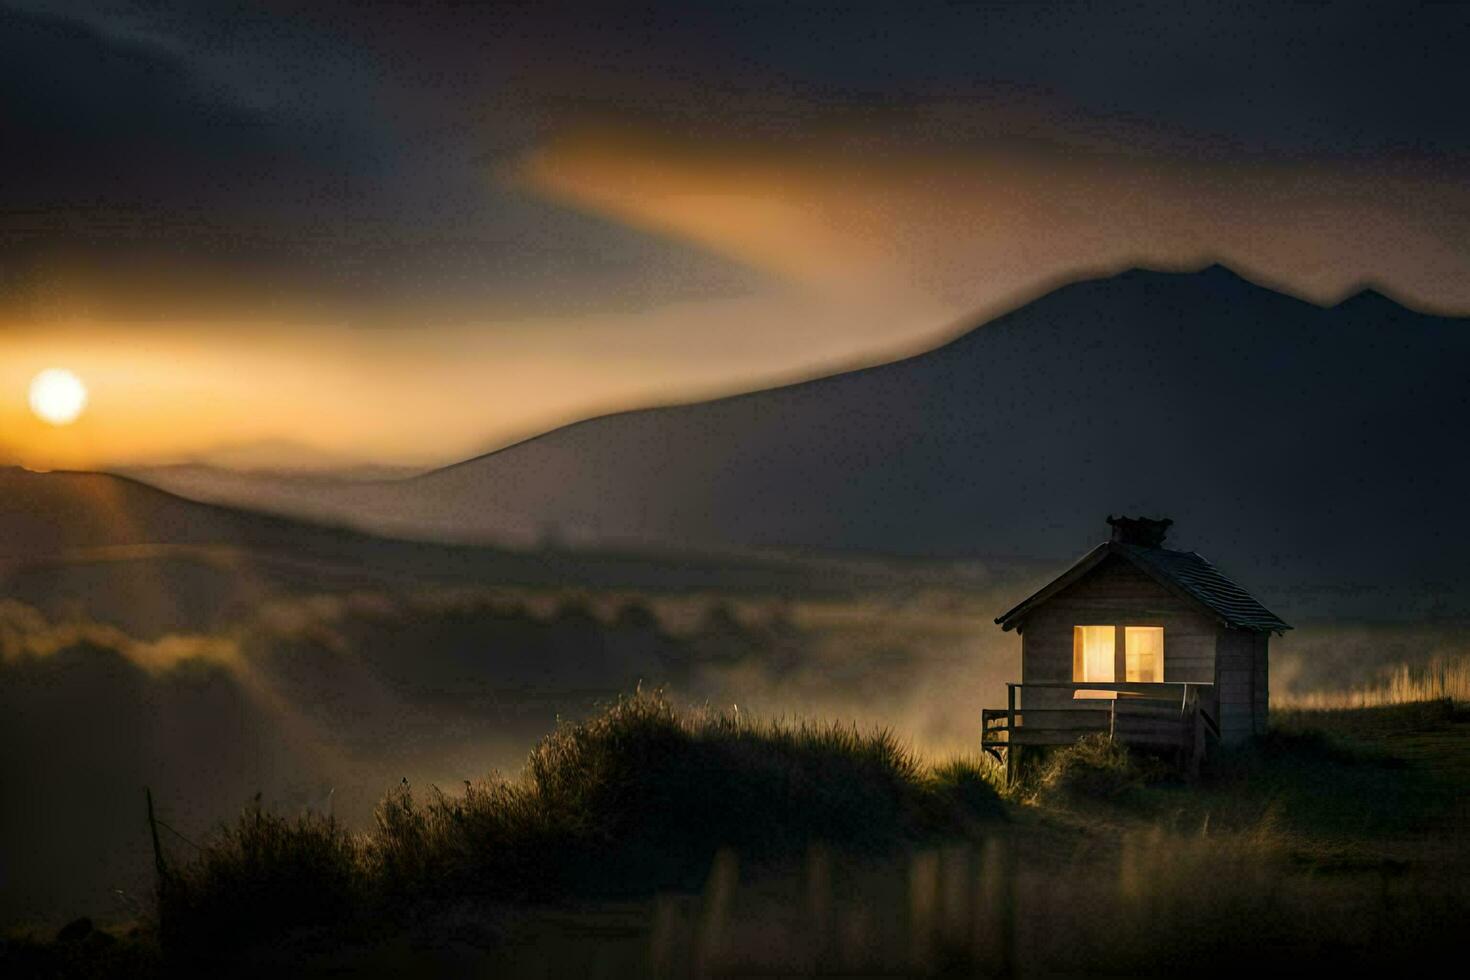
left=127, top=266, right=1470, bottom=619
left=0, top=468, right=439, bottom=632
left=160, top=437, right=425, bottom=478
left=0, top=468, right=945, bottom=634
left=0, top=468, right=371, bottom=559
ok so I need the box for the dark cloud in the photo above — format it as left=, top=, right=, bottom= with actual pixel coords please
left=3, top=0, right=1467, bottom=326
left=0, top=2, right=765, bottom=323
left=235, top=1, right=1470, bottom=159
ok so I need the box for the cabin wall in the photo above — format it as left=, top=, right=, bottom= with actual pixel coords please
left=1017, top=555, right=1219, bottom=711
left=1254, top=632, right=1269, bottom=734
left=1215, top=629, right=1269, bottom=744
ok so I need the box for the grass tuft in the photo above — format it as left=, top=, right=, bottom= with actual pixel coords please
left=929, top=757, right=1007, bottom=809
left=1028, top=734, right=1169, bottom=805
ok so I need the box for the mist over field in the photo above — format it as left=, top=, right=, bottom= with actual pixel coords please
left=3, top=574, right=1461, bottom=924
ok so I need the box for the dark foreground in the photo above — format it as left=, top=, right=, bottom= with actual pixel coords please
left=5, top=696, right=1468, bottom=977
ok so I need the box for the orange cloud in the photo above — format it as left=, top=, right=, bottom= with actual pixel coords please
left=6, top=125, right=1467, bottom=472
left=516, top=126, right=1470, bottom=318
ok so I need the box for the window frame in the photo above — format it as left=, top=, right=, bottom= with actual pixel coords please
left=1071, top=623, right=1166, bottom=695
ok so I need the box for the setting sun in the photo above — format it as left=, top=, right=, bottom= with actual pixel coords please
left=28, top=368, right=89, bottom=426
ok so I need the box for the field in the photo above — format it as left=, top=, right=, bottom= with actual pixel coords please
left=7, top=470, right=1468, bottom=938
left=5, top=686, right=1468, bottom=977
left=4, top=484, right=1467, bottom=974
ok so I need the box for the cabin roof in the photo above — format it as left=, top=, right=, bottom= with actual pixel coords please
left=994, top=541, right=1292, bottom=634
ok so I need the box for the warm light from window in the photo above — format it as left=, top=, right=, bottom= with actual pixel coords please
left=1073, top=626, right=1115, bottom=699
left=1125, top=626, right=1164, bottom=682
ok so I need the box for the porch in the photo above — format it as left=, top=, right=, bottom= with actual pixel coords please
left=981, top=681, right=1219, bottom=782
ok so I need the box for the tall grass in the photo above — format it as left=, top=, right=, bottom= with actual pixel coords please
left=640, top=825, right=1467, bottom=977
left=156, top=691, right=1003, bottom=956
left=21, top=824, right=1469, bottom=977
left=159, top=802, right=364, bottom=949
left=1275, top=653, right=1470, bottom=709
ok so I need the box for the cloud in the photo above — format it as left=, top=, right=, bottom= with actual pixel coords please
left=517, top=124, right=1470, bottom=318
left=0, top=599, right=238, bottom=672
left=10, top=1, right=1470, bottom=327
left=5, top=1, right=1469, bottom=468
left=0, top=4, right=765, bottom=325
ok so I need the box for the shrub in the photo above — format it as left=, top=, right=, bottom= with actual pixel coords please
left=158, top=799, right=364, bottom=951
left=512, top=692, right=963, bottom=891
left=1030, top=734, right=1166, bottom=805
left=156, top=691, right=1003, bottom=956
left=926, top=757, right=1009, bottom=826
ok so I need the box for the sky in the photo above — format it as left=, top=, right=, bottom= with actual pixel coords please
left=3, top=0, right=1468, bottom=469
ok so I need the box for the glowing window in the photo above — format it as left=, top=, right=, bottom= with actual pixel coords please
left=1072, top=626, right=1115, bottom=683
left=1125, top=627, right=1164, bottom=682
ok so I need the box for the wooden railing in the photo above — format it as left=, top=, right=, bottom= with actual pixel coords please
left=981, top=682, right=1217, bottom=781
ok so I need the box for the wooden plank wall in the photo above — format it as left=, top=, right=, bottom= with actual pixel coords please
left=1253, top=632, right=1269, bottom=735
left=1214, top=629, right=1266, bottom=744
left=1017, top=555, right=1219, bottom=711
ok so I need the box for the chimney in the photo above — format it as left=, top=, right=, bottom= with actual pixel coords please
left=1107, top=515, right=1172, bottom=549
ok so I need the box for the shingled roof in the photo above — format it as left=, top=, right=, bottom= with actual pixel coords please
left=994, top=541, right=1292, bottom=634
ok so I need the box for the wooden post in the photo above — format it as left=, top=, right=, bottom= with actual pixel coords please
left=146, top=787, right=168, bottom=897
left=1189, top=702, right=1205, bottom=781
left=1006, top=684, right=1017, bottom=786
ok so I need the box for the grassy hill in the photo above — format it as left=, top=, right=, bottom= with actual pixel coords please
left=6, top=691, right=1468, bottom=976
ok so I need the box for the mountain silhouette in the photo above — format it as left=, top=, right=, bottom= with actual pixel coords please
left=130, top=265, right=1470, bottom=619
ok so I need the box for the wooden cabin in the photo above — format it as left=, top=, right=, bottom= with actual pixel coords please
left=983, top=516, right=1290, bottom=778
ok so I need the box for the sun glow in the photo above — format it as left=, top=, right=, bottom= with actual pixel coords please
left=28, top=368, right=89, bottom=426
